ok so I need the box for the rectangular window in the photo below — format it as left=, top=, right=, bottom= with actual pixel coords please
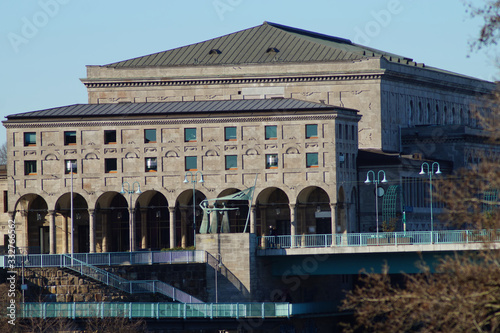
left=104, top=130, right=117, bottom=144
left=145, top=157, right=157, bottom=172
left=105, top=158, right=117, bottom=173
left=3, top=191, right=8, bottom=213
left=224, top=127, right=237, bottom=141
left=64, top=131, right=77, bottom=145
left=265, top=126, right=277, bottom=140
left=266, top=154, right=278, bottom=169
left=65, top=159, right=77, bottom=174
left=225, top=155, right=238, bottom=170
left=185, top=156, right=197, bottom=171
left=24, top=161, right=37, bottom=175
left=24, top=132, right=36, bottom=146
left=306, top=153, right=319, bottom=168
left=144, top=129, right=156, bottom=143
left=184, top=128, right=197, bottom=142
left=305, top=125, right=318, bottom=139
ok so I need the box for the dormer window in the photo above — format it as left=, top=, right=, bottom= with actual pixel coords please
left=209, top=49, right=221, bottom=55
left=266, top=47, right=279, bottom=53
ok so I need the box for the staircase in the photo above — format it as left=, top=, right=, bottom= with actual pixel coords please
left=62, top=255, right=203, bottom=303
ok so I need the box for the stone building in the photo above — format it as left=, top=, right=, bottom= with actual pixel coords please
left=4, top=99, right=359, bottom=254
left=2, top=21, right=497, bottom=252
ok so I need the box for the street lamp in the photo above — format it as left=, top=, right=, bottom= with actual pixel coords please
left=120, top=182, right=142, bottom=252
left=365, top=170, right=388, bottom=243
left=419, top=162, right=441, bottom=243
left=66, top=160, right=75, bottom=264
left=184, top=171, right=204, bottom=248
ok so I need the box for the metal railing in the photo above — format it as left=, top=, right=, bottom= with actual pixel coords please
left=258, top=229, right=500, bottom=249
left=20, top=302, right=291, bottom=319
left=61, top=255, right=203, bottom=303
left=1, top=250, right=205, bottom=269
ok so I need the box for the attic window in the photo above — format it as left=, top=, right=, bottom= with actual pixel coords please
left=209, top=49, right=221, bottom=55
left=266, top=47, right=279, bottom=53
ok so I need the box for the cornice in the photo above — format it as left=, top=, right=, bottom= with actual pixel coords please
left=383, top=70, right=493, bottom=96
left=82, top=73, right=384, bottom=89
left=4, top=114, right=340, bottom=129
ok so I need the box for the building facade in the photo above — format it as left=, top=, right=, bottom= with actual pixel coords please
left=4, top=99, right=359, bottom=254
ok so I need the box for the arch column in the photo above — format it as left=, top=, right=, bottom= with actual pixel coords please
left=19, top=210, right=29, bottom=253
left=250, top=206, right=256, bottom=234
left=169, top=206, right=176, bottom=249
left=89, top=209, right=95, bottom=253
left=129, top=206, right=136, bottom=252
left=259, top=207, right=267, bottom=248
left=331, top=203, right=337, bottom=247
left=140, top=208, right=148, bottom=250
left=289, top=204, right=296, bottom=248
left=180, top=208, right=188, bottom=248
left=48, top=210, right=56, bottom=254
left=62, top=214, right=68, bottom=254
left=102, top=211, right=108, bottom=253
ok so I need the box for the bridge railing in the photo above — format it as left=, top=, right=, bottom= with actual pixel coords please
left=21, top=302, right=291, bottom=319
left=258, top=229, right=500, bottom=249
left=1, top=250, right=206, bottom=269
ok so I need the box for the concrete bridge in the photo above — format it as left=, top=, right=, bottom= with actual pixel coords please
left=256, top=230, right=498, bottom=274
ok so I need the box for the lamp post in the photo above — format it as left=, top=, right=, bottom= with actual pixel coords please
left=184, top=171, right=204, bottom=248
left=120, top=182, right=142, bottom=252
left=66, top=160, right=74, bottom=264
left=365, top=170, right=388, bottom=244
left=419, top=162, right=441, bottom=243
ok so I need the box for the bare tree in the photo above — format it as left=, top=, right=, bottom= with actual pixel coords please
left=341, top=110, right=500, bottom=331
left=466, top=0, right=500, bottom=51
left=341, top=4, right=500, bottom=330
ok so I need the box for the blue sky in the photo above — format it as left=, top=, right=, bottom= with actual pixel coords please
left=0, top=0, right=496, bottom=146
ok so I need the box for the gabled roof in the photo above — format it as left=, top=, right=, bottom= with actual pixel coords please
left=105, top=22, right=410, bottom=68
left=6, top=98, right=348, bottom=120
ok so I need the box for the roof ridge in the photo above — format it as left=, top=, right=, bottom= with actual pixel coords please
left=264, top=21, right=353, bottom=45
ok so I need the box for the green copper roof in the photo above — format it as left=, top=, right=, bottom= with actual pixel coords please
left=6, top=98, right=343, bottom=120
left=105, top=22, right=410, bottom=68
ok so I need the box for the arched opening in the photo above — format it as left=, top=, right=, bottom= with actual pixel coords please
left=55, top=193, right=89, bottom=253
left=95, top=192, right=130, bottom=252
left=176, top=189, right=206, bottom=248
left=350, top=188, right=358, bottom=232
left=256, top=188, right=290, bottom=237
left=138, top=191, right=169, bottom=250
left=212, top=188, right=251, bottom=233
left=297, top=187, right=331, bottom=235
left=337, top=187, right=346, bottom=233
left=14, top=194, right=48, bottom=254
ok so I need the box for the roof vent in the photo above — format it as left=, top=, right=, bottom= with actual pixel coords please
left=266, top=47, right=279, bottom=53
left=209, top=49, right=221, bottom=55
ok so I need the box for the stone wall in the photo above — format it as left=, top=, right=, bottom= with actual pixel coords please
left=14, top=262, right=208, bottom=302
left=196, top=233, right=257, bottom=302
